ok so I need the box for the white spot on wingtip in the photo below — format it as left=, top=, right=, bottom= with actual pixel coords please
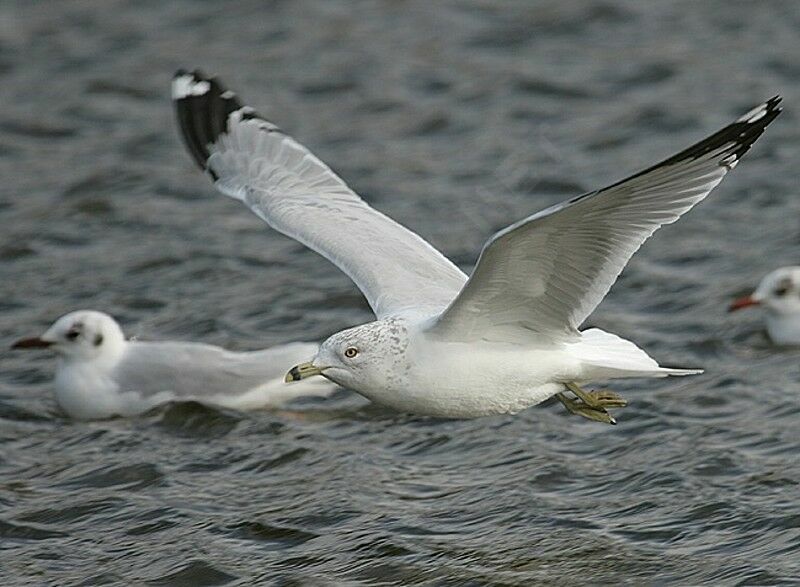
left=229, top=106, right=255, bottom=122
left=736, top=103, right=767, bottom=124
left=172, top=75, right=211, bottom=99
left=220, top=90, right=236, bottom=99
left=721, top=154, right=739, bottom=170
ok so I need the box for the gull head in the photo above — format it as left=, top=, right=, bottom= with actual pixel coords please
left=729, top=267, right=800, bottom=316
left=286, top=319, right=409, bottom=394
left=12, top=310, right=126, bottom=362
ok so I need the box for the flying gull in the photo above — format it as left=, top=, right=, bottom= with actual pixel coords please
left=173, top=69, right=780, bottom=424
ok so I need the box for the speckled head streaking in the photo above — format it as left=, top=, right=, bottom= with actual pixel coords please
left=11, top=310, right=125, bottom=362
left=729, top=267, right=800, bottom=345
left=288, top=319, right=410, bottom=397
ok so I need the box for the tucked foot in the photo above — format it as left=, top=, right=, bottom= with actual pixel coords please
left=585, top=389, right=628, bottom=409
left=557, top=383, right=629, bottom=425
left=555, top=392, right=617, bottom=425
left=566, top=382, right=628, bottom=410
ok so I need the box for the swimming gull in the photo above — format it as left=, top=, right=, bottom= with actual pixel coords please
left=11, top=310, right=336, bottom=419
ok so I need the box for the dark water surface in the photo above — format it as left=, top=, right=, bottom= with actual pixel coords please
left=2, top=1, right=800, bottom=584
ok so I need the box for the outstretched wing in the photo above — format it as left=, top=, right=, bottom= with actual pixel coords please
left=430, top=97, right=782, bottom=343
left=172, top=70, right=467, bottom=320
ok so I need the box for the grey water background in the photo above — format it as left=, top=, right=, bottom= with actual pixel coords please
left=1, top=0, right=799, bottom=584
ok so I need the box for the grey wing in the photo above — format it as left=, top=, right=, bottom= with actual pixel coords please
left=173, top=70, right=467, bottom=321
left=114, top=341, right=319, bottom=397
left=430, top=97, right=782, bottom=343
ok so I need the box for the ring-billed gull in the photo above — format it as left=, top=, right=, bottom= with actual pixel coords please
left=11, top=310, right=336, bottom=419
left=173, top=69, right=780, bottom=423
left=729, top=267, right=800, bottom=345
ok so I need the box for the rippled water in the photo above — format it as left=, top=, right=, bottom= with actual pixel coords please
left=2, top=0, right=800, bottom=584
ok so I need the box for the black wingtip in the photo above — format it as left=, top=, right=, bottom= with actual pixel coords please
left=723, top=94, right=782, bottom=162
left=172, top=69, right=247, bottom=179
left=679, top=95, right=783, bottom=165
left=607, top=95, right=783, bottom=188
left=766, top=95, right=782, bottom=111
left=739, top=94, right=782, bottom=122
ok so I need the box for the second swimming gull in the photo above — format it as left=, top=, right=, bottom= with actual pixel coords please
left=729, top=267, right=800, bottom=345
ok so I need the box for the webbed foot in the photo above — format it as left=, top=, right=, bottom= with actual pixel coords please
left=556, top=393, right=617, bottom=425
left=584, top=389, right=628, bottom=409
left=556, top=383, right=629, bottom=425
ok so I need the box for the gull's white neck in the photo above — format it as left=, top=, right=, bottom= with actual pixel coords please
left=54, top=337, right=128, bottom=419
left=765, top=312, right=800, bottom=345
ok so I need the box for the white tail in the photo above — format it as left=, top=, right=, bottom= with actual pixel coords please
left=572, top=328, right=703, bottom=380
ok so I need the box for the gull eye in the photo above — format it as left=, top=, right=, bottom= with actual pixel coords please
left=774, top=286, right=790, bottom=297
left=344, top=347, right=359, bottom=359
left=65, top=330, right=80, bottom=341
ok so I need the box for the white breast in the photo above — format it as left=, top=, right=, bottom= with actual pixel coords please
left=362, top=333, right=579, bottom=418
left=766, top=314, right=800, bottom=345
left=53, top=361, right=129, bottom=419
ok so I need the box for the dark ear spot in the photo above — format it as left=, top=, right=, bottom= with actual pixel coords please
left=774, top=277, right=792, bottom=297
left=65, top=322, right=84, bottom=341
left=94, top=334, right=103, bottom=346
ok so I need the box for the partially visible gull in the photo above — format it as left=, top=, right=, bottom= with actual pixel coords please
left=729, top=266, right=800, bottom=345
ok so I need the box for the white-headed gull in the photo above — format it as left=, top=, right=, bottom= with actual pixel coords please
left=11, top=310, right=336, bottom=419
left=729, top=267, right=800, bottom=345
left=173, top=69, right=780, bottom=424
